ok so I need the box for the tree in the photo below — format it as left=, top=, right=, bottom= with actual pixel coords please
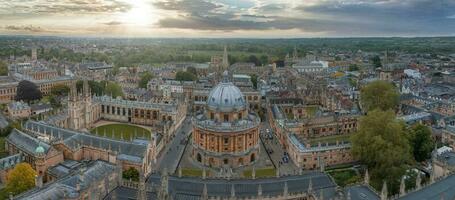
left=360, top=81, right=399, bottom=112
left=351, top=109, right=412, bottom=193
left=186, top=66, right=197, bottom=76
left=371, top=55, right=382, bottom=68
left=6, top=163, right=37, bottom=195
left=250, top=74, right=258, bottom=89
left=105, top=82, right=123, bottom=98
left=175, top=71, right=197, bottom=81
left=15, top=80, right=42, bottom=102
left=50, top=85, right=70, bottom=96
left=0, top=60, right=8, bottom=76
left=409, top=124, right=435, bottom=162
left=123, top=167, right=139, bottom=181
left=348, top=64, right=359, bottom=71
left=138, top=72, right=154, bottom=89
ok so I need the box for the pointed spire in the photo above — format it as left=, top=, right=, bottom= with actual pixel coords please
left=347, top=189, right=351, bottom=200
left=381, top=181, right=388, bottom=200
left=202, top=168, right=206, bottom=179
left=252, top=167, right=256, bottom=179
left=83, top=79, right=90, bottom=97
left=364, top=169, right=370, bottom=185
left=308, top=178, right=313, bottom=194
left=222, top=45, right=229, bottom=70
left=319, top=187, right=324, bottom=200
left=201, top=184, right=208, bottom=200
left=283, top=181, right=288, bottom=197
left=230, top=184, right=236, bottom=198
left=257, top=184, right=263, bottom=198
left=399, top=176, right=406, bottom=197
left=416, top=172, right=422, bottom=190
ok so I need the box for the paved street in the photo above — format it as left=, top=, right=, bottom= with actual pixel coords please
left=155, top=116, right=192, bottom=174
left=260, top=112, right=299, bottom=175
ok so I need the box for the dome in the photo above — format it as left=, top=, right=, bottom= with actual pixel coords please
left=207, top=74, right=246, bottom=112
left=35, top=145, right=45, bottom=154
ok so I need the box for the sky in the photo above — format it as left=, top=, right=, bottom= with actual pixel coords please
left=0, top=0, right=454, bottom=38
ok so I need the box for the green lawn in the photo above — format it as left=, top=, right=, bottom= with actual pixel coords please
left=309, top=134, right=351, bottom=146
left=90, top=123, right=151, bottom=141
left=243, top=168, right=276, bottom=178
left=181, top=168, right=205, bottom=177
left=327, top=168, right=361, bottom=187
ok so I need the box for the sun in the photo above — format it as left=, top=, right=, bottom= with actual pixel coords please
left=120, top=0, right=156, bottom=26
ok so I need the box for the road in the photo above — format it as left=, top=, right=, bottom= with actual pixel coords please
left=155, top=116, right=192, bottom=174
left=260, top=112, right=299, bottom=175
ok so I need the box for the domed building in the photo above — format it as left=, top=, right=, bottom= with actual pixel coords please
left=192, top=72, right=260, bottom=168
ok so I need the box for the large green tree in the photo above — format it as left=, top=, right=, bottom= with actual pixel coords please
left=409, top=124, right=435, bottom=162
left=175, top=71, right=197, bottom=81
left=371, top=55, right=382, bottom=68
left=138, top=72, right=154, bottom=89
left=0, top=60, right=8, bottom=76
left=15, top=80, right=42, bottom=102
left=360, top=80, right=399, bottom=112
left=105, top=82, right=123, bottom=98
left=6, top=163, right=37, bottom=195
left=351, top=109, right=412, bottom=193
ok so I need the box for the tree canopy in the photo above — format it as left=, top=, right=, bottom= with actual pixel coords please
left=371, top=55, right=382, bottom=68
left=6, top=163, right=37, bottom=195
left=105, top=82, right=123, bottom=98
left=0, top=60, right=8, bottom=76
left=351, top=109, right=412, bottom=193
left=50, top=84, right=70, bottom=96
left=123, top=167, right=139, bottom=182
left=360, top=80, right=399, bottom=112
left=15, top=80, right=42, bottom=102
left=175, top=71, right=197, bottom=81
left=138, top=72, right=154, bottom=88
left=409, top=124, right=435, bottom=162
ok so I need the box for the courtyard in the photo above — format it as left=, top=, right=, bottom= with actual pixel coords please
left=90, top=121, right=152, bottom=141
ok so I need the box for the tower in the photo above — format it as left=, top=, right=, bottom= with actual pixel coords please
left=31, top=48, right=37, bottom=61
left=83, top=79, right=92, bottom=129
left=222, top=45, right=229, bottom=71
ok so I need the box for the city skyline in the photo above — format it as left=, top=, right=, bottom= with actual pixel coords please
left=1, top=0, right=455, bottom=38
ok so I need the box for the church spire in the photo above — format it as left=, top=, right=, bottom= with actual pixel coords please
left=222, top=45, right=229, bottom=70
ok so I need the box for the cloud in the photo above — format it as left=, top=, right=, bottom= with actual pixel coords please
left=0, top=0, right=132, bottom=14
left=4, top=25, right=48, bottom=32
left=103, top=21, right=123, bottom=26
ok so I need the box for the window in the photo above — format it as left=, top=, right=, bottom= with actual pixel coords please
left=224, top=114, right=229, bottom=122
left=224, top=138, right=229, bottom=144
left=210, top=113, right=214, bottom=119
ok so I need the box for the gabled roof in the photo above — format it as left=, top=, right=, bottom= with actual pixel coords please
left=6, top=129, right=50, bottom=156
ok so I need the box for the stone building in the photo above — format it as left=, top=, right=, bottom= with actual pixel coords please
left=191, top=72, right=261, bottom=168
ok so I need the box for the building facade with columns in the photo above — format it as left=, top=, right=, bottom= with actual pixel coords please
left=191, top=72, right=261, bottom=168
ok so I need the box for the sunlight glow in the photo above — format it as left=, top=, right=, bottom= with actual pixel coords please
left=121, top=0, right=156, bottom=26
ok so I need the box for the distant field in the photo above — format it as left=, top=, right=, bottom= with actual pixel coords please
left=90, top=123, right=151, bottom=141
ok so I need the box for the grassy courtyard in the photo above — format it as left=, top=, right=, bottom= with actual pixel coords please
left=243, top=168, right=276, bottom=178
left=180, top=168, right=210, bottom=177
left=327, top=168, right=361, bottom=187
left=90, top=123, right=151, bottom=141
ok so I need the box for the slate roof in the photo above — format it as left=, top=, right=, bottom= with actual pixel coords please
left=0, top=153, right=23, bottom=170
left=24, top=121, right=148, bottom=164
left=398, top=174, right=455, bottom=200
left=345, top=185, right=379, bottom=200
left=17, top=160, right=117, bottom=200
left=6, top=129, right=50, bottom=156
left=148, top=172, right=337, bottom=199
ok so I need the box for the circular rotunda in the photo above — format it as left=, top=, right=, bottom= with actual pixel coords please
left=192, top=71, right=260, bottom=168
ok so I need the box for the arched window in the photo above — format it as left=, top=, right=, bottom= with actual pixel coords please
left=250, top=154, right=255, bottom=162
left=197, top=153, right=202, bottom=162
